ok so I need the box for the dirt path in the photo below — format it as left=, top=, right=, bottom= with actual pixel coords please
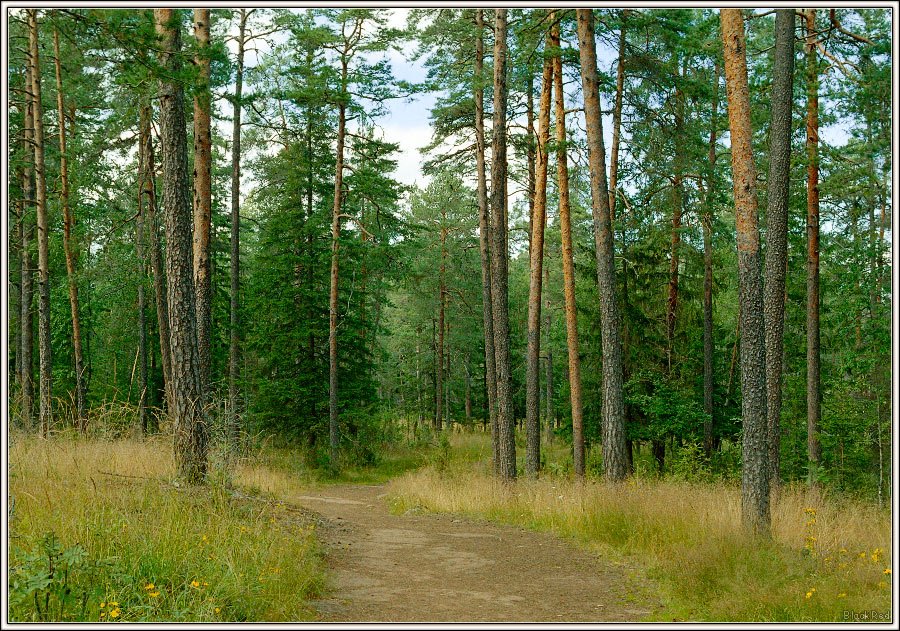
left=297, top=483, right=657, bottom=622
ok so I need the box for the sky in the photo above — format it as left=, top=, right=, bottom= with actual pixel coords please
left=219, top=8, right=856, bottom=207
left=219, top=8, right=621, bottom=197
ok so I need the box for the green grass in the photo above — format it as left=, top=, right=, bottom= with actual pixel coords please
left=389, top=432, right=893, bottom=622
left=8, top=434, right=326, bottom=622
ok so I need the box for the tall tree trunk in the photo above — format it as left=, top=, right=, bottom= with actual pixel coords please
left=527, top=71, right=535, bottom=251
left=11, top=174, right=22, bottom=404
left=667, top=65, right=685, bottom=375
left=804, top=8, right=822, bottom=489
left=553, top=19, right=586, bottom=477
left=29, top=9, right=52, bottom=437
left=155, top=8, right=207, bottom=483
left=473, top=9, right=499, bottom=473
left=544, top=263, right=554, bottom=443
left=525, top=23, right=554, bottom=477
left=720, top=8, right=770, bottom=535
left=54, top=28, right=87, bottom=431
left=608, top=9, right=627, bottom=219
left=135, top=108, right=151, bottom=434
left=329, top=51, right=350, bottom=465
left=464, top=354, right=472, bottom=425
left=490, top=8, right=516, bottom=480
left=140, top=102, right=174, bottom=413
left=763, top=9, right=795, bottom=494
left=229, top=9, right=247, bottom=447
left=702, top=63, right=720, bottom=459
left=577, top=9, right=628, bottom=481
left=192, top=8, right=212, bottom=401
left=445, top=319, right=451, bottom=427
left=436, top=219, right=446, bottom=431
left=20, top=54, right=35, bottom=431
left=609, top=12, right=631, bottom=467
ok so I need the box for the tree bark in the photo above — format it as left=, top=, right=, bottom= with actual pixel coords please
left=140, top=102, right=174, bottom=414
left=473, top=9, right=500, bottom=474
left=135, top=104, right=151, bottom=434
left=436, top=215, right=446, bottom=431
left=763, top=9, right=795, bottom=494
left=229, top=9, right=248, bottom=447
left=720, top=8, right=770, bottom=535
left=29, top=9, right=52, bottom=437
left=667, top=65, right=686, bottom=375
left=804, top=8, right=822, bottom=489
left=608, top=9, right=627, bottom=219
left=192, top=8, right=212, bottom=400
left=20, top=53, right=35, bottom=431
left=577, top=9, right=628, bottom=481
left=554, top=18, right=586, bottom=477
left=329, top=41, right=351, bottom=465
left=702, top=63, right=720, bottom=459
left=490, top=8, right=517, bottom=480
left=54, top=28, right=88, bottom=431
left=525, top=22, right=554, bottom=477
left=544, top=263, right=554, bottom=443
left=155, top=8, right=207, bottom=483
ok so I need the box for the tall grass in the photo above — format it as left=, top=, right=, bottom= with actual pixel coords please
left=7, top=433, right=325, bottom=622
left=389, top=434, right=893, bottom=622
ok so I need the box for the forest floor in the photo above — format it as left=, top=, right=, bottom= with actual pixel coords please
left=296, top=483, right=659, bottom=622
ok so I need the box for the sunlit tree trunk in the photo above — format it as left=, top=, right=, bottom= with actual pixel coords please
left=553, top=18, right=585, bottom=477
left=804, top=8, right=822, bottom=489
left=525, top=21, right=554, bottom=477
left=720, top=8, right=770, bottom=535
left=192, top=8, right=212, bottom=400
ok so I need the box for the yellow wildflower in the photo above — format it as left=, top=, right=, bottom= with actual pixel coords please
left=838, top=593, right=846, bottom=598
left=215, top=607, right=221, bottom=614
left=100, top=603, right=106, bottom=609
left=148, top=592, right=160, bottom=598
left=109, top=602, right=118, bottom=607
left=839, top=548, right=847, bottom=554
left=191, top=580, right=201, bottom=588
left=145, top=583, right=155, bottom=590
left=100, top=612, right=105, bottom=618
left=203, top=581, right=209, bottom=587
left=109, top=609, right=120, bottom=618
left=884, top=568, right=892, bottom=575
left=805, top=591, right=813, bottom=599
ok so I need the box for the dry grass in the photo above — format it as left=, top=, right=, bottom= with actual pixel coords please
left=389, top=435, right=893, bottom=622
left=7, top=433, right=325, bottom=622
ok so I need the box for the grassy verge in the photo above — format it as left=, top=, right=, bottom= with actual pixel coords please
left=389, top=434, right=892, bottom=622
left=7, top=433, right=325, bottom=622
left=240, top=427, right=490, bottom=487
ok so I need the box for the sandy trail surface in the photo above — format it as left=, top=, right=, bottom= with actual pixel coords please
left=297, top=483, right=656, bottom=622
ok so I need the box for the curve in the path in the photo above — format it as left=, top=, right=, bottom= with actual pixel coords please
left=298, top=483, right=656, bottom=623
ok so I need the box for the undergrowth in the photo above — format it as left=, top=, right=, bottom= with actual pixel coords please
left=7, top=434, right=325, bottom=622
